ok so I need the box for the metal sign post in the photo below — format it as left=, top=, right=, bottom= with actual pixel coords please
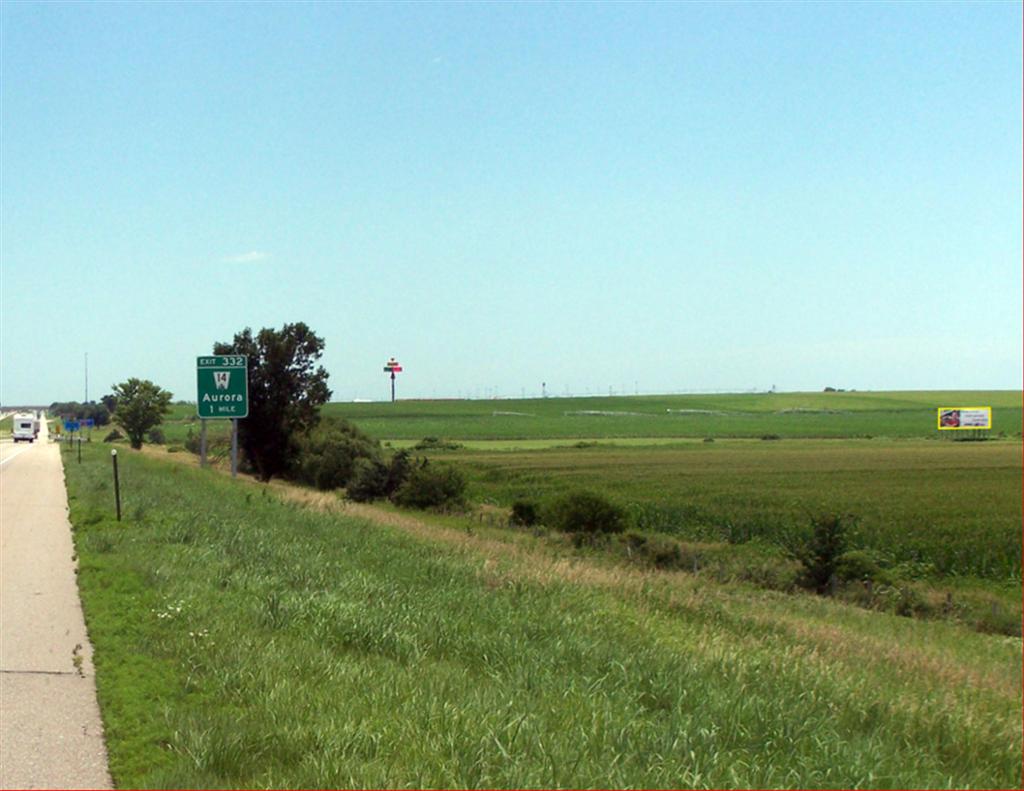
left=383, top=357, right=403, bottom=403
left=231, top=419, right=238, bottom=478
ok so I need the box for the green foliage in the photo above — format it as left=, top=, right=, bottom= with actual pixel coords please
left=345, top=451, right=414, bottom=503
left=146, top=428, right=166, bottom=445
left=61, top=444, right=1023, bottom=789
left=836, top=549, right=894, bottom=585
left=544, top=490, right=627, bottom=535
left=392, top=461, right=467, bottom=511
left=413, top=436, right=464, bottom=450
left=510, top=499, right=540, bottom=527
left=447, top=440, right=1022, bottom=581
left=112, top=378, right=173, bottom=449
left=620, top=531, right=683, bottom=569
left=782, top=513, right=852, bottom=594
left=385, top=450, right=413, bottom=496
left=213, top=322, right=331, bottom=482
left=49, top=400, right=111, bottom=427
left=323, top=390, right=1023, bottom=441
left=103, top=428, right=123, bottom=443
left=346, top=458, right=390, bottom=503
left=292, top=418, right=381, bottom=491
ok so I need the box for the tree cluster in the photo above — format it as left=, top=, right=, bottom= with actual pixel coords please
left=111, top=379, right=173, bottom=449
left=213, top=322, right=332, bottom=482
left=48, top=401, right=111, bottom=427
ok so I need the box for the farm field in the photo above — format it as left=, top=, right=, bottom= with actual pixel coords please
left=440, top=439, right=1023, bottom=581
left=153, top=392, right=1023, bottom=588
left=63, top=443, right=1023, bottom=788
left=320, top=390, right=1023, bottom=441
left=159, top=389, right=1022, bottom=448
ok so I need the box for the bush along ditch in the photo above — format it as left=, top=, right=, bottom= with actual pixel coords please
left=349, top=454, right=467, bottom=512
left=175, top=415, right=1019, bottom=636
left=269, top=417, right=468, bottom=513
left=493, top=497, right=1020, bottom=637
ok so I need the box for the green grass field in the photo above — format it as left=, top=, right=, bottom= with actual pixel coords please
left=158, top=389, right=1021, bottom=450
left=64, top=444, right=1023, bottom=788
left=154, top=392, right=1023, bottom=585
left=318, top=391, right=1022, bottom=440
left=440, top=439, right=1023, bottom=581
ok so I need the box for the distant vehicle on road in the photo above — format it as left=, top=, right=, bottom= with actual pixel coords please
left=12, top=414, right=39, bottom=443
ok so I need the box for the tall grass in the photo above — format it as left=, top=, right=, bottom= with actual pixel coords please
left=66, top=445, right=1021, bottom=788
left=448, top=440, right=1023, bottom=581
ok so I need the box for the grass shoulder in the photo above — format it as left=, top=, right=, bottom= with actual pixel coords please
left=64, top=442, right=1022, bottom=787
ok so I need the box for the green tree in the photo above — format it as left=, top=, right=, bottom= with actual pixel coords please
left=112, top=379, right=173, bottom=449
left=213, top=322, right=331, bottom=482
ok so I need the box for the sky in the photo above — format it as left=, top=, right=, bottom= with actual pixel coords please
left=2, top=1, right=1021, bottom=405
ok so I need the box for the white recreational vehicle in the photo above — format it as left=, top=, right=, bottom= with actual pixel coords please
left=12, top=413, right=40, bottom=443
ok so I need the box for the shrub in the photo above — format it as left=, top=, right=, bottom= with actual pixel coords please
left=103, top=429, right=123, bottom=443
left=544, top=490, right=626, bottom=536
left=147, top=428, right=166, bottom=445
left=392, top=461, right=466, bottom=511
left=836, top=549, right=893, bottom=585
left=510, top=499, right=540, bottom=527
left=292, top=418, right=381, bottom=491
left=346, top=458, right=390, bottom=502
left=413, top=437, right=463, bottom=451
left=619, top=531, right=682, bottom=568
left=344, top=450, right=414, bottom=503
left=781, top=513, right=853, bottom=594
left=313, top=444, right=356, bottom=490
left=384, top=450, right=412, bottom=497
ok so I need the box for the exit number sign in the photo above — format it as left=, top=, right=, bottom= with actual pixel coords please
left=197, top=356, right=249, bottom=418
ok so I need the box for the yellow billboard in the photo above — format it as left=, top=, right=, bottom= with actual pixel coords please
left=937, top=407, right=992, bottom=430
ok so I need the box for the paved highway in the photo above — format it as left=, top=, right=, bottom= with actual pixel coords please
left=0, top=421, right=111, bottom=788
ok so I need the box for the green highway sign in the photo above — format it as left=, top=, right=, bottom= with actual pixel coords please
left=197, top=355, right=249, bottom=418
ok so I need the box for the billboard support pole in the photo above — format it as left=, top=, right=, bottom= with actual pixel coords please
left=200, top=419, right=207, bottom=468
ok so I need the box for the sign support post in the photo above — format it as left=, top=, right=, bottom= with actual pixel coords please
left=200, top=420, right=207, bottom=468
left=231, top=419, right=238, bottom=478
left=383, top=357, right=403, bottom=403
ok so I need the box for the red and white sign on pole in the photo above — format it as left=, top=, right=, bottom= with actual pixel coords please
left=383, top=357, right=403, bottom=402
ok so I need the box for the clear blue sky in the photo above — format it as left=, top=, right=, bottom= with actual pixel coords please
left=2, top=1, right=1021, bottom=405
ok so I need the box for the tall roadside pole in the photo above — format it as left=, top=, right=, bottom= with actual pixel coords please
left=196, top=355, right=249, bottom=477
left=383, top=357, right=403, bottom=403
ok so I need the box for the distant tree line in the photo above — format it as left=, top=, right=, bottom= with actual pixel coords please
left=49, top=400, right=112, bottom=426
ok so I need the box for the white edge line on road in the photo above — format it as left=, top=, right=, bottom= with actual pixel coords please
left=0, top=446, right=33, bottom=467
